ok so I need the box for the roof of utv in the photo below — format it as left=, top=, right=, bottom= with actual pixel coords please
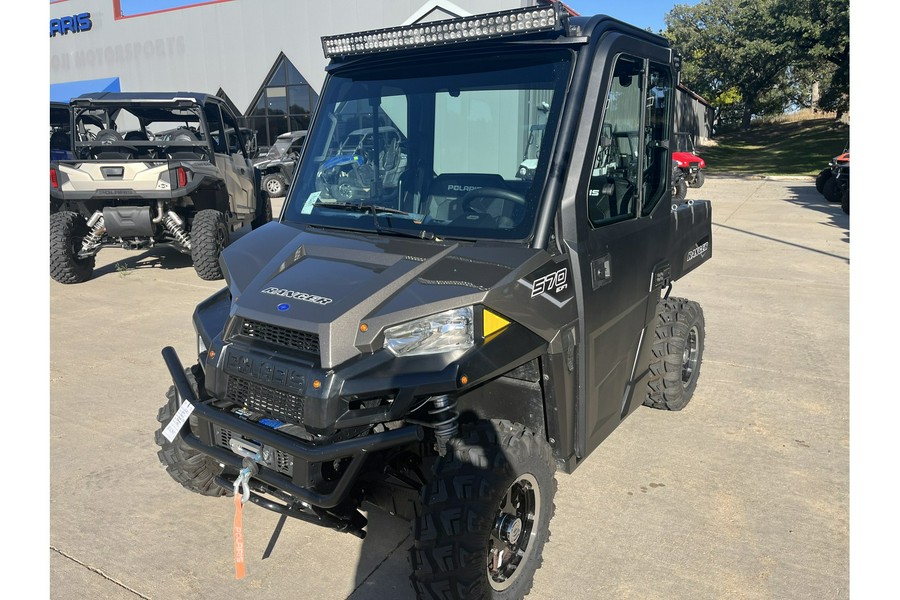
left=70, top=92, right=218, bottom=106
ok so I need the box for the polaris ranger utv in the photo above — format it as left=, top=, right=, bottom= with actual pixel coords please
left=49, top=92, right=271, bottom=284
left=155, top=5, right=712, bottom=599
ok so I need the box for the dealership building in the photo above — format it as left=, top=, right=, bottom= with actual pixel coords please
left=49, top=0, right=712, bottom=148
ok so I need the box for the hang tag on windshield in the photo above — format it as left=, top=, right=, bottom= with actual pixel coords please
left=301, top=191, right=321, bottom=215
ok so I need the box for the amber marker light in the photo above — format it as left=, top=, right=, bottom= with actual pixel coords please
left=208, top=349, right=216, bottom=359
left=482, top=308, right=511, bottom=339
left=312, top=379, right=322, bottom=390
left=460, top=375, right=469, bottom=386
left=359, top=323, right=369, bottom=333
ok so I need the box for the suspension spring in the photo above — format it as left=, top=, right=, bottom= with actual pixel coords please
left=429, top=395, right=459, bottom=456
left=80, top=211, right=106, bottom=255
left=162, top=211, right=192, bottom=250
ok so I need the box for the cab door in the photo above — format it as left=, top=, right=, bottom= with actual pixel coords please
left=207, top=103, right=255, bottom=216
left=562, top=38, right=676, bottom=459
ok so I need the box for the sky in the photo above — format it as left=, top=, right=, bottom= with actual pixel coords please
left=561, top=0, right=700, bottom=33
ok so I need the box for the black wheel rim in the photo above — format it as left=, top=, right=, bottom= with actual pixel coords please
left=682, top=325, right=700, bottom=388
left=487, top=473, right=541, bottom=591
left=215, top=223, right=226, bottom=251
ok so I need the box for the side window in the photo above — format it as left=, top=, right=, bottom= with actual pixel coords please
left=221, top=107, right=246, bottom=158
left=642, top=62, right=673, bottom=214
left=587, top=55, right=643, bottom=227
left=204, top=104, right=227, bottom=154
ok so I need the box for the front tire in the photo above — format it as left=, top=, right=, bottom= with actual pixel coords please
left=410, top=420, right=557, bottom=600
left=815, top=168, right=832, bottom=193
left=644, top=297, right=705, bottom=411
left=252, top=194, right=273, bottom=229
left=262, top=173, right=287, bottom=198
left=672, top=178, right=687, bottom=203
left=823, top=177, right=840, bottom=203
left=50, top=211, right=95, bottom=284
left=689, top=169, right=705, bottom=188
left=154, top=366, right=226, bottom=497
left=191, top=209, right=229, bottom=280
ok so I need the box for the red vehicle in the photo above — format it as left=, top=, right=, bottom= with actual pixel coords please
left=816, top=151, right=849, bottom=214
left=673, top=132, right=706, bottom=188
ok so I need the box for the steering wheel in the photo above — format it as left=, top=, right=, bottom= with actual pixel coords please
left=459, top=187, right=526, bottom=214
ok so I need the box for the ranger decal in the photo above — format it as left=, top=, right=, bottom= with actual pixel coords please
left=261, top=287, right=332, bottom=305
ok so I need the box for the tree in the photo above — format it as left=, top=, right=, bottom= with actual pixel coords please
left=771, top=0, right=849, bottom=117
left=664, top=0, right=849, bottom=128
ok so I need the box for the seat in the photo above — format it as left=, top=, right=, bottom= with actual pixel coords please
left=50, top=130, right=70, bottom=152
left=91, top=128, right=136, bottom=159
left=424, top=173, right=510, bottom=222
left=165, top=129, right=207, bottom=160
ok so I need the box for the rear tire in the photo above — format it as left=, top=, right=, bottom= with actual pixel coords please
left=191, top=209, right=229, bottom=280
left=644, top=297, right=705, bottom=411
left=50, top=211, right=95, bottom=284
left=410, top=420, right=557, bottom=600
left=155, top=366, right=226, bottom=497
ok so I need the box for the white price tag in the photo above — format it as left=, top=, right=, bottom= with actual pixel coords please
left=162, top=398, right=195, bottom=443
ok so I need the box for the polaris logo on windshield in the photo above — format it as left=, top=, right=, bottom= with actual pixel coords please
left=262, top=287, right=332, bottom=305
left=448, top=185, right=481, bottom=192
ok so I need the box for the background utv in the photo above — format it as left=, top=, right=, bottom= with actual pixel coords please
left=49, top=92, right=271, bottom=284
left=155, top=6, right=713, bottom=599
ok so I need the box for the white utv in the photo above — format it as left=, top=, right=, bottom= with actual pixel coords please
left=49, top=92, right=271, bottom=283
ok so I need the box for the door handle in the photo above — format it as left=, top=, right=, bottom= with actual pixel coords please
left=591, top=254, right=612, bottom=289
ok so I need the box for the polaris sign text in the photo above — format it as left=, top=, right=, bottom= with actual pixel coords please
left=50, top=13, right=93, bottom=38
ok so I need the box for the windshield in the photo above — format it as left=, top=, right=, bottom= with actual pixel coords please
left=283, top=49, right=572, bottom=241
left=674, top=133, right=696, bottom=154
left=267, top=137, right=293, bottom=158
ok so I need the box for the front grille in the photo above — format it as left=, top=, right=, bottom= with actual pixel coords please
left=688, top=161, right=700, bottom=167
left=238, top=319, right=320, bottom=356
left=226, top=375, right=305, bottom=425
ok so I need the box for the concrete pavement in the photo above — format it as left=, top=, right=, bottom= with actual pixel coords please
left=49, top=177, right=849, bottom=599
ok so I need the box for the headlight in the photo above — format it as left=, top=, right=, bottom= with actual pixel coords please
left=383, top=307, right=474, bottom=356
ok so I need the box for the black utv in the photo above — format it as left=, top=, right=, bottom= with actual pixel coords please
left=155, top=6, right=712, bottom=599
left=49, top=92, right=271, bottom=284
left=254, top=130, right=307, bottom=199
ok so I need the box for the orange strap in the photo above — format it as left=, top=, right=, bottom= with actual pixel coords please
left=233, top=493, right=246, bottom=580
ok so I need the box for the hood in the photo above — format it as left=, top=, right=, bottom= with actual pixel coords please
left=672, top=151, right=705, bottom=168
left=221, top=222, right=548, bottom=368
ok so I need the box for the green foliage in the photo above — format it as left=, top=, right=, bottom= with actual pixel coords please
left=699, top=116, right=849, bottom=176
left=664, top=0, right=849, bottom=128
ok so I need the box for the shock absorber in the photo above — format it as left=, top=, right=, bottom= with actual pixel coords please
left=80, top=211, right=106, bottom=256
left=429, top=394, right=459, bottom=456
left=162, top=211, right=191, bottom=250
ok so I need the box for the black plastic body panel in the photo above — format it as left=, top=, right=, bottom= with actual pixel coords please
left=668, top=200, right=712, bottom=281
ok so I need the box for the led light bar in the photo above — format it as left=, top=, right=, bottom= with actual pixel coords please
left=322, top=4, right=569, bottom=58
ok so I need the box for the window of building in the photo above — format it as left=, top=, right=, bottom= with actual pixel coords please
left=248, top=54, right=318, bottom=149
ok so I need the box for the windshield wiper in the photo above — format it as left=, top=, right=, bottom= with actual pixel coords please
left=313, top=201, right=440, bottom=240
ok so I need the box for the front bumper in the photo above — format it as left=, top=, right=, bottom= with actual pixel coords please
left=162, top=346, right=423, bottom=509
